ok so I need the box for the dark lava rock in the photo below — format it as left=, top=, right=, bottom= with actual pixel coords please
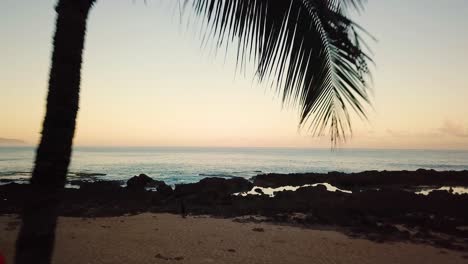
left=156, top=182, right=173, bottom=196
left=80, top=181, right=121, bottom=192
left=252, top=169, right=468, bottom=189
left=275, top=184, right=333, bottom=200
left=0, top=179, right=15, bottom=183
left=174, top=177, right=253, bottom=198
left=126, top=174, right=156, bottom=190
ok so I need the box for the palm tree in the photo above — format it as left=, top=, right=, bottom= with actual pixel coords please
left=15, top=0, right=372, bottom=263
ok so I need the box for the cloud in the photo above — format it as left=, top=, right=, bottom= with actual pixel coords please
left=0, top=137, right=26, bottom=145
left=438, top=120, right=468, bottom=138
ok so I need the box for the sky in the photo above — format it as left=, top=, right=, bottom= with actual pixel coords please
left=1, top=0, right=468, bottom=149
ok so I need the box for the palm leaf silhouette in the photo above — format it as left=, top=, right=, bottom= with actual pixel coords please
left=185, top=0, right=373, bottom=144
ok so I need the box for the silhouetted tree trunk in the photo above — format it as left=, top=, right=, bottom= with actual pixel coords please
left=15, top=1, right=94, bottom=263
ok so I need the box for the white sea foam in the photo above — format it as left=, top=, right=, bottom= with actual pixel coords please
left=416, top=186, right=468, bottom=195
left=235, top=183, right=352, bottom=197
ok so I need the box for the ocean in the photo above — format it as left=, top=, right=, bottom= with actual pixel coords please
left=1, top=147, right=467, bottom=185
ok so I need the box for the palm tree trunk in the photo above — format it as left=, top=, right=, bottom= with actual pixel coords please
left=15, top=1, right=94, bottom=263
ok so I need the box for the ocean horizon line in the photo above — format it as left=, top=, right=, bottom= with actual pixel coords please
left=2, top=145, right=468, bottom=152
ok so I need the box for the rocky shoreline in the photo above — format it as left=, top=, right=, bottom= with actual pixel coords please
left=1, top=169, right=468, bottom=251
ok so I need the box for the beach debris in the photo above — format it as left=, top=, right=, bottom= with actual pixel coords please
left=4, top=221, right=19, bottom=231
left=252, top=227, right=265, bottom=232
left=180, top=199, right=187, bottom=218
left=155, top=253, right=184, bottom=261
left=155, top=253, right=170, bottom=260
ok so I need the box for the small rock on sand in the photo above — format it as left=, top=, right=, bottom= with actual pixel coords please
left=252, top=227, right=265, bottom=232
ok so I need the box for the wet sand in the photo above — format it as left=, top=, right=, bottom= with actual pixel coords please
left=1, top=213, right=466, bottom=264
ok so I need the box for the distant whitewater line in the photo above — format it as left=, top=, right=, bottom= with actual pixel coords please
left=0, top=137, right=26, bottom=145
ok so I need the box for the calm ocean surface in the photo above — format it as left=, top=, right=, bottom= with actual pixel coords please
left=1, top=147, right=467, bottom=185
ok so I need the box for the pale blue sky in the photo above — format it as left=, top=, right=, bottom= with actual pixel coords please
left=1, top=0, right=468, bottom=149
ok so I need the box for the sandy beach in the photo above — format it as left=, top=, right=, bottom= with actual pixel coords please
left=1, top=213, right=466, bottom=264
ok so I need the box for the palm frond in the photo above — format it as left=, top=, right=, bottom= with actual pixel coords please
left=184, top=0, right=373, bottom=145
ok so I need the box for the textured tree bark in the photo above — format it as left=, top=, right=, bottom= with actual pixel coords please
left=15, top=1, right=94, bottom=263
